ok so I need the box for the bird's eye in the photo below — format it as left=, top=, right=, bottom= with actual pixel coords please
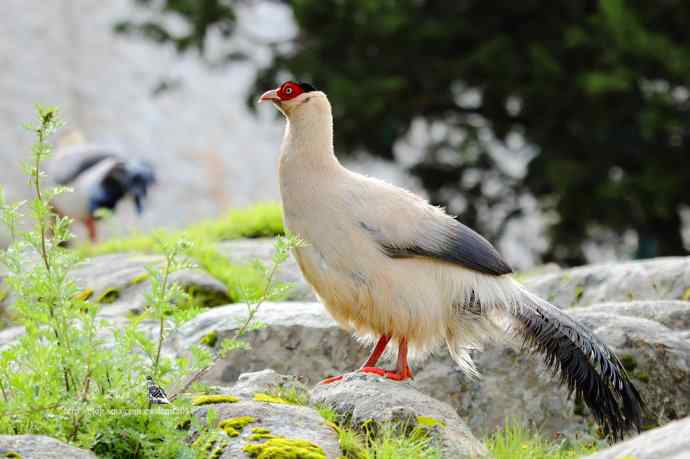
left=285, top=87, right=293, bottom=95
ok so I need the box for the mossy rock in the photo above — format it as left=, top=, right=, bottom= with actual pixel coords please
left=416, top=416, right=446, bottom=428
left=219, top=416, right=256, bottom=436
left=191, top=431, right=229, bottom=459
left=243, top=437, right=326, bottom=459
left=254, top=393, right=291, bottom=405
left=184, top=284, right=230, bottom=308
left=96, top=287, right=120, bottom=304
left=200, top=331, right=219, bottom=347
left=192, top=394, right=240, bottom=406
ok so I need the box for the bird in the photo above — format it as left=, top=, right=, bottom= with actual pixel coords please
left=258, top=81, right=644, bottom=440
left=47, top=143, right=156, bottom=242
left=146, top=376, right=170, bottom=405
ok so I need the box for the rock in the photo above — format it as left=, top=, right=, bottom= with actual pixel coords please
left=225, top=369, right=308, bottom=399
left=70, top=253, right=230, bottom=318
left=583, top=416, right=690, bottom=459
left=0, top=326, right=24, bottom=350
left=524, top=256, right=690, bottom=307
left=191, top=400, right=341, bottom=458
left=459, top=306, right=690, bottom=436
left=167, top=302, right=369, bottom=384
left=216, top=239, right=315, bottom=301
left=169, top=296, right=690, bottom=438
left=0, top=435, right=97, bottom=458
left=582, top=300, right=690, bottom=330
left=310, top=372, right=489, bottom=458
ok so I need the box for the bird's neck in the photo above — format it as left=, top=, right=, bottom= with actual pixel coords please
left=280, top=110, right=340, bottom=173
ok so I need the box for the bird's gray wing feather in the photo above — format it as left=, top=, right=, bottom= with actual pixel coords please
left=48, top=145, right=119, bottom=185
left=376, top=220, right=511, bottom=275
left=356, top=179, right=511, bottom=276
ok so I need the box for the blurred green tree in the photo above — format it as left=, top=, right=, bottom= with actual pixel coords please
left=118, top=0, right=690, bottom=264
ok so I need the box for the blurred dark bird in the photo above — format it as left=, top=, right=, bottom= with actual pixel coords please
left=48, top=142, right=156, bottom=242
left=146, top=376, right=170, bottom=405
left=259, top=81, right=644, bottom=440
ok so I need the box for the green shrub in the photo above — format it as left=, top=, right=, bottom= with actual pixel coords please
left=0, top=106, right=300, bottom=458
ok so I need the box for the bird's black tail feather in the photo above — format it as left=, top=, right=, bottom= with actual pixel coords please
left=512, top=286, right=644, bottom=440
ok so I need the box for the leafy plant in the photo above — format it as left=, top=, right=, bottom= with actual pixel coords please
left=0, top=106, right=298, bottom=458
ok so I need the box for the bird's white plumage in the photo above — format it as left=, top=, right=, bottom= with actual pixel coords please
left=276, top=91, right=522, bottom=374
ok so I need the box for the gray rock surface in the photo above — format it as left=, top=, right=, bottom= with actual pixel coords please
left=583, top=416, right=690, bottom=459
left=461, top=305, right=690, bottom=436
left=71, top=253, right=231, bottom=318
left=217, top=239, right=315, bottom=301
left=524, top=256, right=690, bottom=307
left=169, top=294, right=690, bottom=437
left=310, top=372, right=489, bottom=458
left=166, top=302, right=370, bottom=384
left=191, top=400, right=341, bottom=458
left=0, top=435, right=97, bottom=458
left=225, top=368, right=308, bottom=399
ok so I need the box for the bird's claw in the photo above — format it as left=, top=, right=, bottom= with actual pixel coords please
left=318, top=374, right=346, bottom=385
left=359, top=366, right=412, bottom=381
left=318, top=365, right=413, bottom=385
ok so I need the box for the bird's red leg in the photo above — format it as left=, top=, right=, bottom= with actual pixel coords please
left=359, top=336, right=413, bottom=381
left=84, top=217, right=98, bottom=243
left=318, top=335, right=391, bottom=385
left=360, top=335, right=391, bottom=368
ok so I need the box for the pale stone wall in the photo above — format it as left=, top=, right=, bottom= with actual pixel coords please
left=0, top=0, right=289, bottom=241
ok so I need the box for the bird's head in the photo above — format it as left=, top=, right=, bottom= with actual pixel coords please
left=258, top=81, right=329, bottom=119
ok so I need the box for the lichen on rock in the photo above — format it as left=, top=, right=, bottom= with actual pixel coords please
left=192, top=394, right=240, bottom=406
left=243, top=436, right=326, bottom=459
left=254, top=393, right=291, bottom=405
left=219, top=416, right=256, bottom=436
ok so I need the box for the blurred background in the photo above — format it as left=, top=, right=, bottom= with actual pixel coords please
left=1, top=0, right=689, bottom=268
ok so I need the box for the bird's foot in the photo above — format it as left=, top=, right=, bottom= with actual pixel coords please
left=318, top=364, right=413, bottom=385
left=358, top=366, right=413, bottom=381
left=318, top=374, right=346, bottom=385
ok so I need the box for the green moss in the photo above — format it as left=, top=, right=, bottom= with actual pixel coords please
left=200, top=331, right=219, bottom=347
left=219, top=416, right=256, bottom=436
left=249, top=432, right=279, bottom=441
left=415, top=416, right=445, bottom=428
left=264, top=386, right=310, bottom=406
left=0, top=288, right=9, bottom=303
left=243, top=437, right=326, bottom=459
left=74, top=288, right=93, bottom=301
left=96, top=287, right=120, bottom=304
left=619, top=355, right=638, bottom=372
left=80, top=203, right=284, bottom=257
left=3, top=452, right=22, bottom=459
left=184, top=284, right=230, bottom=308
left=192, top=394, right=240, bottom=406
left=573, top=285, right=584, bottom=304
left=78, top=204, right=285, bottom=303
left=176, top=418, right=192, bottom=430
left=128, top=273, right=150, bottom=286
left=191, top=431, right=229, bottom=459
left=633, top=371, right=650, bottom=383
left=254, top=393, right=291, bottom=404
left=682, top=287, right=690, bottom=301
left=253, top=427, right=272, bottom=434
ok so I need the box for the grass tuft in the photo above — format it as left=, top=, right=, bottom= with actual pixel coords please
left=485, top=421, right=600, bottom=459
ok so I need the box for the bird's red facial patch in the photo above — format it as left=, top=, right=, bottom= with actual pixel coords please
left=277, top=81, right=305, bottom=101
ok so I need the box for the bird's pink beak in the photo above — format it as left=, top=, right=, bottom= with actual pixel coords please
left=258, top=89, right=280, bottom=103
